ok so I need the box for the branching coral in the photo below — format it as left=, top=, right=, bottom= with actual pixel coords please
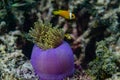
left=0, top=31, right=38, bottom=80
left=88, top=40, right=119, bottom=80
left=29, top=21, right=64, bottom=50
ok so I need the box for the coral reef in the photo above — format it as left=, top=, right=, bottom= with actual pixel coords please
left=0, top=31, right=39, bottom=80
left=88, top=40, right=119, bottom=80
left=0, top=0, right=120, bottom=80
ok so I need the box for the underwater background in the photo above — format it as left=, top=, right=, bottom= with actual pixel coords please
left=0, top=0, right=120, bottom=80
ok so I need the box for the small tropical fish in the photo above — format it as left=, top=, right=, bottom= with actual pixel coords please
left=64, top=34, right=72, bottom=40
left=52, top=10, right=75, bottom=20
left=12, top=3, right=27, bottom=7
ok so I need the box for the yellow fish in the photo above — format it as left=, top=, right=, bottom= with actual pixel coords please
left=64, top=34, right=72, bottom=40
left=52, top=10, right=76, bottom=20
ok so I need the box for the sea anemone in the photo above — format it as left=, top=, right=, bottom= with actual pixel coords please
left=29, top=21, right=74, bottom=80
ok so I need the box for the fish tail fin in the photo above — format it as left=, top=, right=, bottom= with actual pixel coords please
left=52, top=11, right=60, bottom=15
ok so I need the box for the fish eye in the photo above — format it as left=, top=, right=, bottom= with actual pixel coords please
left=72, top=15, right=75, bottom=18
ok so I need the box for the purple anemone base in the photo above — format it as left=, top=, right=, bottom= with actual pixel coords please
left=30, top=41, right=74, bottom=80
